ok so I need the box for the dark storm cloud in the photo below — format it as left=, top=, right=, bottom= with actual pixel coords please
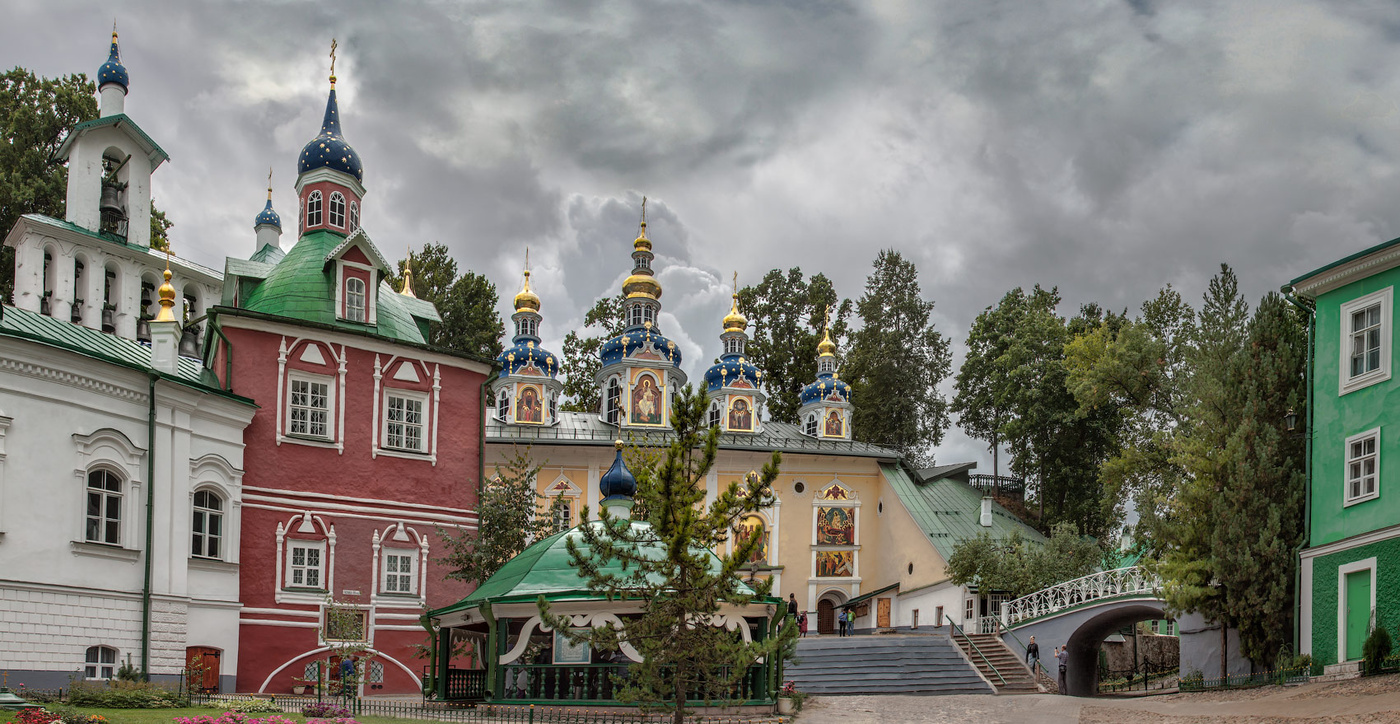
left=8, top=0, right=1400, bottom=465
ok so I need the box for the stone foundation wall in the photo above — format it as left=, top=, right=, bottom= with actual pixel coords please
left=0, top=584, right=191, bottom=677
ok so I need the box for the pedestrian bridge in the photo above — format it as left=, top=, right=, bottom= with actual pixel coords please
left=994, top=566, right=1166, bottom=696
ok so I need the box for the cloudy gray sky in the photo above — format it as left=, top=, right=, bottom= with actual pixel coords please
left=7, top=0, right=1398, bottom=468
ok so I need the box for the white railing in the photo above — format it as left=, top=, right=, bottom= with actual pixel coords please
left=977, top=616, right=1002, bottom=635
left=1001, top=566, right=1162, bottom=627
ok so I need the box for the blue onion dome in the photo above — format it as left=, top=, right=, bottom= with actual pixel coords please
left=496, top=340, right=560, bottom=379
left=297, top=86, right=363, bottom=182
left=599, top=440, right=637, bottom=501
left=98, top=30, right=129, bottom=90
left=705, top=355, right=761, bottom=393
left=254, top=197, right=281, bottom=230
left=800, top=372, right=850, bottom=405
left=600, top=323, right=683, bottom=369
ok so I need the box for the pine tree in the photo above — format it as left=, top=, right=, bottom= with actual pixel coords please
left=844, top=250, right=951, bottom=466
left=543, top=386, right=793, bottom=723
left=736, top=268, right=852, bottom=423
left=390, top=244, right=504, bottom=359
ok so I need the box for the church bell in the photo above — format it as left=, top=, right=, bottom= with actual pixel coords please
left=99, top=182, right=125, bottom=218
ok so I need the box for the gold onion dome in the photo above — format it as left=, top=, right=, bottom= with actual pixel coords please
left=818, top=327, right=837, bottom=356
left=723, top=294, right=746, bottom=332
left=154, top=268, right=178, bottom=322
left=623, top=273, right=662, bottom=300
left=634, top=220, right=652, bottom=252
left=514, top=269, right=541, bottom=312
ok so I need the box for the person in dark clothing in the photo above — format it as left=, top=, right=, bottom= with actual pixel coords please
left=787, top=593, right=799, bottom=621
left=1056, top=646, right=1069, bottom=695
left=1025, top=636, right=1040, bottom=672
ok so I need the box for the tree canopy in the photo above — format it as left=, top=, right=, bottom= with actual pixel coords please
left=735, top=268, right=851, bottom=423
left=389, top=243, right=504, bottom=360
left=945, top=522, right=1102, bottom=600
left=560, top=293, right=625, bottom=412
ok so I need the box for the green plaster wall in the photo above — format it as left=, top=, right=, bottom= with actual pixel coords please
left=1309, top=535, right=1400, bottom=665
left=1311, top=269, right=1400, bottom=547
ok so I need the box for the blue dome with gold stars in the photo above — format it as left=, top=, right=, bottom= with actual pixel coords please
left=600, top=325, right=683, bottom=369
left=98, top=33, right=128, bottom=90
left=497, top=338, right=560, bottom=379
left=298, top=89, right=363, bottom=182
left=800, top=371, right=850, bottom=406
left=704, top=352, right=760, bottom=392
left=599, top=442, right=636, bottom=502
left=253, top=199, right=281, bottom=230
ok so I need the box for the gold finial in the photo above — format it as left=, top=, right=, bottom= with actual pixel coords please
left=614, top=439, right=624, bottom=451
left=818, top=304, right=836, bottom=356
left=329, top=38, right=338, bottom=85
left=155, top=251, right=177, bottom=323
left=112, top=19, right=118, bottom=42
left=723, top=271, right=746, bottom=333
left=641, top=196, right=647, bottom=225
left=513, top=248, right=540, bottom=312
left=401, top=246, right=417, bottom=298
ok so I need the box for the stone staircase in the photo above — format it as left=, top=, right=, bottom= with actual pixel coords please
left=953, top=633, right=1042, bottom=694
left=784, top=634, right=993, bottom=696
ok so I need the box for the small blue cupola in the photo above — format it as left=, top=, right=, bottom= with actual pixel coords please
left=599, top=440, right=638, bottom=517
left=798, top=314, right=852, bottom=440
left=703, top=274, right=766, bottom=434
left=491, top=254, right=564, bottom=427
left=98, top=27, right=129, bottom=92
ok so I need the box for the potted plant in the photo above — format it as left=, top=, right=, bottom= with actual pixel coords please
left=777, top=680, right=800, bottom=715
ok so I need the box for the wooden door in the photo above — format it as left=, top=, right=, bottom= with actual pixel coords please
left=817, top=599, right=835, bottom=634
left=876, top=598, right=891, bottom=628
left=185, top=647, right=220, bottom=693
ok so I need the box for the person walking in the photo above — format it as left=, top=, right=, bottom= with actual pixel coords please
left=1056, top=645, right=1069, bottom=695
left=798, top=612, right=808, bottom=638
left=1025, top=635, right=1040, bottom=673
left=787, top=593, right=799, bottom=621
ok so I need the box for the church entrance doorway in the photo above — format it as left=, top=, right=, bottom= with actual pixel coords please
left=817, top=599, right=835, bottom=634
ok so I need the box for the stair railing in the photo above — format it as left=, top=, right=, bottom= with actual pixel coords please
left=982, top=615, right=1043, bottom=681
left=945, top=614, right=1005, bottom=687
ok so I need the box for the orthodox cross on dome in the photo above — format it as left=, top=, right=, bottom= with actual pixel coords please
left=640, top=195, right=647, bottom=225
left=822, top=304, right=831, bottom=333
left=329, top=38, right=338, bottom=84
left=267, top=166, right=273, bottom=199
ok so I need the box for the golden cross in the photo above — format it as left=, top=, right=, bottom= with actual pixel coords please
left=267, top=167, right=273, bottom=199
left=329, top=39, right=338, bottom=76
left=641, top=196, right=647, bottom=225
left=525, top=246, right=530, bottom=273
left=823, top=304, right=831, bottom=331
left=732, top=271, right=738, bottom=295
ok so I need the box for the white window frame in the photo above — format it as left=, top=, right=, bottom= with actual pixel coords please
left=85, top=645, right=118, bottom=680
left=285, top=539, right=328, bottom=590
left=554, top=497, right=574, bottom=529
left=1344, top=427, right=1381, bottom=507
left=519, top=317, right=538, bottom=338
left=287, top=372, right=335, bottom=440
left=804, top=413, right=818, bottom=437
left=708, top=401, right=721, bottom=428
left=724, top=337, right=742, bottom=355
left=1340, top=287, right=1393, bottom=396
left=329, top=192, right=346, bottom=229
left=85, top=468, right=123, bottom=546
left=191, top=489, right=224, bottom=560
left=383, top=389, right=428, bottom=453
left=497, top=389, right=511, bottom=423
left=380, top=548, right=418, bottom=595
left=344, top=276, right=367, bottom=323
left=306, top=190, right=323, bottom=228
left=605, top=377, right=621, bottom=425
left=964, top=596, right=975, bottom=620
left=349, top=201, right=359, bottom=233
left=626, top=305, right=644, bottom=328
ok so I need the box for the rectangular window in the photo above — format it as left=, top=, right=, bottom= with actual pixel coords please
left=384, top=392, right=426, bottom=452
left=555, top=498, right=573, bottom=529
left=323, top=607, right=368, bottom=642
left=289, top=376, right=332, bottom=439
left=1340, top=288, right=1393, bottom=395
left=86, top=469, right=122, bottom=545
left=1345, top=428, right=1380, bottom=505
left=964, top=597, right=975, bottom=620
left=382, top=551, right=416, bottom=594
left=287, top=541, right=326, bottom=589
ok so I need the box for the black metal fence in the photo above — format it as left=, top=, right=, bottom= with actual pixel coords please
left=1178, top=665, right=1310, bottom=691
left=191, top=693, right=788, bottom=723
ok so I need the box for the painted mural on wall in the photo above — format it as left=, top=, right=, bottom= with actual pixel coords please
left=517, top=385, right=543, bottom=424
left=736, top=514, right=767, bottom=564
left=818, top=482, right=851, bottom=501
left=816, top=550, right=854, bottom=577
left=824, top=410, right=843, bottom=437
left=816, top=507, right=854, bottom=546
left=630, top=373, right=663, bottom=425
left=728, top=397, right=753, bottom=431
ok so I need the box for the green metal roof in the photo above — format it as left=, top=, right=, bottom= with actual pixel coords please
left=839, top=582, right=899, bottom=610
left=882, top=463, right=1045, bottom=562
left=55, top=114, right=170, bottom=167
left=234, top=229, right=437, bottom=344
left=427, top=520, right=758, bottom=620
left=0, top=304, right=250, bottom=403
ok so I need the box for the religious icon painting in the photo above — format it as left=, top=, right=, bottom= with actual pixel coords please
left=823, top=410, right=844, bottom=437
left=727, top=397, right=754, bottom=431
left=736, top=514, right=767, bottom=564
left=818, top=482, right=851, bottom=501
left=816, top=507, right=855, bottom=546
left=629, top=372, right=664, bottom=426
left=816, top=550, right=854, bottom=578
left=516, top=384, right=544, bottom=424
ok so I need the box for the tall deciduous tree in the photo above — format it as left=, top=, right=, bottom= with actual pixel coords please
left=954, top=290, right=1029, bottom=479
left=390, top=244, right=504, bottom=359
left=560, top=293, right=625, bottom=412
left=439, top=446, right=568, bottom=586
left=736, top=268, right=851, bottom=423
left=0, top=68, right=98, bottom=301
left=946, top=522, right=1102, bottom=600
left=543, top=386, right=792, bottom=723
left=844, top=250, right=950, bottom=466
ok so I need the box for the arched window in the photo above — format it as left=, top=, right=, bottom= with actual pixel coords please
left=345, top=277, right=366, bottom=323
left=708, top=401, right=721, bottom=428
left=626, top=305, right=644, bottom=328
left=605, top=378, right=622, bottom=425
left=329, top=192, right=346, bottom=229
left=85, top=645, right=118, bottom=680
left=306, top=190, right=323, bottom=228
left=548, top=391, right=557, bottom=422
left=643, top=306, right=656, bottom=325
left=497, top=391, right=511, bottom=422
left=725, top=337, right=742, bottom=355
left=804, top=414, right=818, bottom=437
left=518, top=318, right=537, bottom=338
left=637, top=257, right=651, bottom=270
left=349, top=202, right=359, bottom=233
left=86, top=469, right=123, bottom=545
left=191, top=490, right=223, bottom=559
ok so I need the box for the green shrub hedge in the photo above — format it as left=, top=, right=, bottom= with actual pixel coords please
left=66, top=680, right=189, bottom=709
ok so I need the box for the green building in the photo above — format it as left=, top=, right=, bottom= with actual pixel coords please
left=1287, top=242, right=1400, bottom=674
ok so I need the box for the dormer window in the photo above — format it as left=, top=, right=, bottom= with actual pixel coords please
left=306, top=190, right=323, bottom=228
left=345, top=277, right=367, bottom=323
left=349, top=202, right=359, bottom=233
left=330, top=192, right=346, bottom=229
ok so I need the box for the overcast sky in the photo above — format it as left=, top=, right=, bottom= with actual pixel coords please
left=7, top=1, right=1399, bottom=469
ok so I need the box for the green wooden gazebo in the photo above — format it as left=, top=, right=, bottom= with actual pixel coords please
left=423, top=444, right=783, bottom=706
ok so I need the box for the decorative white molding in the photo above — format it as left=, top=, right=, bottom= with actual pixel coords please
left=0, top=357, right=147, bottom=403
left=1337, top=557, right=1378, bottom=664
left=1294, top=247, right=1400, bottom=297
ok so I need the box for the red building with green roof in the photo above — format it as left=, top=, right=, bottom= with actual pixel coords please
left=207, top=65, right=492, bottom=695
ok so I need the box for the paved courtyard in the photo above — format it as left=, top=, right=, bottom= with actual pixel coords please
left=795, top=673, right=1400, bottom=723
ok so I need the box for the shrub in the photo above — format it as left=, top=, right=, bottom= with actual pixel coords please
left=45, top=706, right=109, bottom=724
left=1363, top=625, right=1393, bottom=675
left=68, top=680, right=189, bottom=709
left=306, top=719, right=359, bottom=724
left=227, top=699, right=281, bottom=714
left=301, top=702, right=350, bottom=718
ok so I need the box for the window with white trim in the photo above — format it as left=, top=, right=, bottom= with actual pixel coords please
left=85, top=645, right=117, bottom=680
left=349, top=202, right=359, bottom=233
left=626, top=304, right=643, bottom=328
left=288, top=374, right=333, bottom=439
left=964, top=596, right=975, bottom=620
left=381, top=550, right=416, bottom=594
left=605, top=378, right=622, bottom=425
left=344, top=276, right=367, bottom=323
left=85, top=468, right=122, bottom=545
left=554, top=497, right=573, bottom=529
left=286, top=540, right=326, bottom=589
left=191, top=489, right=223, bottom=559
left=384, top=391, right=426, bottom=452
left=306, top=190, right=323, bottom=228
left=1345, top=428, right=1380, bottom=505
left=724, top=336, right=742, bottom=355
left=518, top=317, right=538, bottom=338
left=1340, top=288, right=1393, bottom=394
left=329, top=192, right=346, bottom=229
left=708, top=401, right=721, bottom=428
left=804, top=413, right=818, bottom=437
